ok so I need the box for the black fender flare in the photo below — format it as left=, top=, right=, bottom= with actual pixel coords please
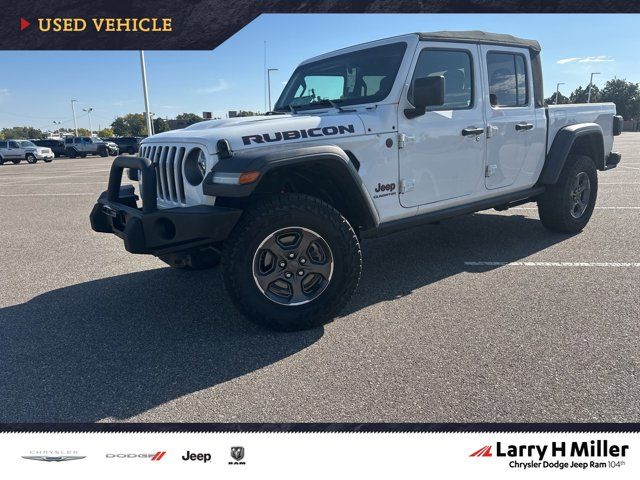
left=203, top=145, right=380, bottom=228
left=541, top=123, right=605, bottom=184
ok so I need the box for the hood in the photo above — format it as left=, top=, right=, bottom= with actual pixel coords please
left=142, top=113, right=367, bottom=153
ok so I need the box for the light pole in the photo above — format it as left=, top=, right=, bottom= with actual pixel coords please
left=587, top=72, right=601, bottom=103
left=83, top=107, right=93, bottom=136
left=139, top=50, right=153, bottom=137
left=267, top=68, right=278, bottom=112
left=554, top=82, right=565, bottom=104
left=71, top=100, right=78, bottom=136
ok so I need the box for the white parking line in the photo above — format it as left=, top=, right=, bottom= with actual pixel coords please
left=465, top=261, right=640, bottom=267
left=0, top=181, right=109, bottom=186
left=0, top=193, right=96, bottom=197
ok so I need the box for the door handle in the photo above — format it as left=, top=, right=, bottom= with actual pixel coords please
left=461, top=127, right=484, bottom=136
left=515, top=122, right=534, bottom=131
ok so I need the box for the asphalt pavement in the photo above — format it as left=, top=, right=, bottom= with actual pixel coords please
left=0, top=135, right=638, bottom=423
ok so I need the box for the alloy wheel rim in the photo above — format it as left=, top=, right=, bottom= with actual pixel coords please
left=252, top=227, right=334, bottom=306
left=569, top=171, right=591, bottom=219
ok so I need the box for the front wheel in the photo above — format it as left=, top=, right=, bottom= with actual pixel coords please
left=26, top=153, right=37, bottom=164
left=222, top=194, right=362, bottom=331
left=11, top=158, right=21, bottom=164
left=99, top=148, right=109, bottom=157
left=538, top=154, right=598, bottom=233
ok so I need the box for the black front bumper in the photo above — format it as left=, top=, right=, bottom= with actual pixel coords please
left=90, top=155, right=242, bottom=255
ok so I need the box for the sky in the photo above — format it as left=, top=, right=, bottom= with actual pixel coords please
left=0, top=14, right=638, bottom=132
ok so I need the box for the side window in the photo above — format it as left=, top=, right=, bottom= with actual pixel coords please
left=82, top=137, right=92, bottom=143
left=486, top=52, right=528, bottom=107
left=0, top=141, right=7, bottom=148
left=9, top=141, right=20, bottom=148
left=409, top=49, right=473, bottom=110
left=65, top=138, right=73, bottom=144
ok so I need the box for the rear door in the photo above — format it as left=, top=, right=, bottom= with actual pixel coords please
left=481, top=46, right=537, bottom=189
left=397, top=42, right=485, bottom=207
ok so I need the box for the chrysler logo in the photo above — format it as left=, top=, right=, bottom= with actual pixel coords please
left=22, top=455, right=86, bottom=462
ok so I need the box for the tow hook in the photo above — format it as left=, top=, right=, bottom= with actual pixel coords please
left=102, top=205, right=118, bottom=218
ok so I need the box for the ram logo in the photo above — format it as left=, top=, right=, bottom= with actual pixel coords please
left=242, top=124, right=355, bottom=145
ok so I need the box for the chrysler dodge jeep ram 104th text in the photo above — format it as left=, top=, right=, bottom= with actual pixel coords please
left=90, top=31, right=623, bottom=331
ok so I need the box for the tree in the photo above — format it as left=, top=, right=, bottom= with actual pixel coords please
left=111, top=113, right=148, bottom=136
left=544, top=92, right=570, bottom=105
left=0, top=126, right=46, bottom=140
left=97, top=128, right=114, bottom=138
left=601, top=78, right=640, bottom=120
left=77, top=128, right=91, bottom=136
left=235, top=110, right=262, bottom=117
left=175, top=112, right=203, bottom=125
left=153, top=117, right=170, bottom=133
left=569, top=85, right=601, bottom=103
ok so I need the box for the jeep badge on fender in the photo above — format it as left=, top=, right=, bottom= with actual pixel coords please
left=90, top=30, right=622, bottom=331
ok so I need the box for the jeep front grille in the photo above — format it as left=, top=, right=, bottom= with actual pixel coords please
left=139, top=144, right=186, bottom=205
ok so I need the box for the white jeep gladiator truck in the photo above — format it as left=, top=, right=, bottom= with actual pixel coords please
left=90, top=31, right=623, bottom=331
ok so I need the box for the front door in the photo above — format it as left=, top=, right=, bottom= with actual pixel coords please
left=481, top=45, right=537, bottom=189
left=7, top=140, right=22, bottom=159
left=398, top=42, right=485, bottom=208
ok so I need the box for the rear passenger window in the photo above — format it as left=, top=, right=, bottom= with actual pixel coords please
left=409, top=49, right=473, bottom=110
left=487, top=53, right=528, bottom=107
left=0, top=141, right=6, bottom=148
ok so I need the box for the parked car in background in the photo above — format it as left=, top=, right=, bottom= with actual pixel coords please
left=105, top=136, right=142, bottom=154
left=0, top=139, right=54, bottom=164
left=34, top=139, right=66, bottom=157
left=64, top=136, right=118, bottom=158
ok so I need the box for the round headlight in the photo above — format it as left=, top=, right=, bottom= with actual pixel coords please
left=184, top=148, right=207, bottom=186
left=197, top=149, right=207, bottom=176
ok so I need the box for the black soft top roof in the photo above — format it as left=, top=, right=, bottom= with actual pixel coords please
left=416, top=31, right=541, bottom=52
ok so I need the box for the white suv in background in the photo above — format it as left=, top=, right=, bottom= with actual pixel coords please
left=0, top=139, right=54, bottom=164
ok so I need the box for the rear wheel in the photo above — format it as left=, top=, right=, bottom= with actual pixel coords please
left=26, top=153, right=37, bottom=164
left=538, top=154, right=598, bottom=233
left=222, top=193, right=362, bottom=331
left=67, top=148, right=77, bottom=158
left=11, top=158, right=21, bottom=164
left=0, top=156, right=4, bottom=165
left=80, top=152, right=87, bottom=158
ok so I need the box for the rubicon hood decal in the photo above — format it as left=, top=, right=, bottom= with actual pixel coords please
left=242, top=124, right=356, bottom=145
left=145, top=114, right=366, bottom=151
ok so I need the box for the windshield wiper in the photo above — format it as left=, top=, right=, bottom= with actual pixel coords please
left=288, top=99, right=353, bottom=113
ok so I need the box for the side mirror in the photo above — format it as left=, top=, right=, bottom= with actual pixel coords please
left=405, top=76, right=445, bottom=119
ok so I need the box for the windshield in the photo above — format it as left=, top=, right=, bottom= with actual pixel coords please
left=19, top=141, right=36, bottom=148
left=274, top=42, right=407, bottom=112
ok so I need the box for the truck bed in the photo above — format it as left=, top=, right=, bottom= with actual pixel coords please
left=546, top=103, right=616, bottom=155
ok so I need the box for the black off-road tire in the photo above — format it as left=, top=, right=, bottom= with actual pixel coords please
left=222, top=193, right=362, bottom=331
left=127, top=146, right=135, bottom=155
left=43, top=158, right=53, bottom=163
left=67, top=148, right=77, bottom=158
left=159, top=247, right=220, bottom=270
left=0, top=156, right=4, bottom=165
left=538, top=154, right=598, bottom=233
left=11, top=158, right=21, bottom=164
left=99, top=147, right=109, bottom=157
left=26, top=153, right=37, bottom=164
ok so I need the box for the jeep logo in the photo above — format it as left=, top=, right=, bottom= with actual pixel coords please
left=374, top=182, right=396, bottom=193
left=242, top=124, right=355, bottom=145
